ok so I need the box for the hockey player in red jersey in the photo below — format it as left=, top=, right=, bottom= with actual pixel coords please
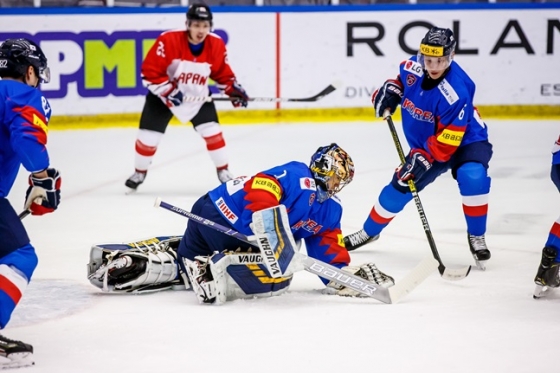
left=125, top=2, right=249, bottom=191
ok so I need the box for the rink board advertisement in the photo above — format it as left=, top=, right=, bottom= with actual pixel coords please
left=0, top=6, right=559, bottom=118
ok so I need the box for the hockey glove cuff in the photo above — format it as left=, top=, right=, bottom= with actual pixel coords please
left=396, top=149, right=434, bottom=182
left=160, top=81, right=183, bottom=107
left=224, top=81, right=249, bottom=108
left=25, top=168, right=62, bottom=215
left=372, top=79, right=404, bottom=118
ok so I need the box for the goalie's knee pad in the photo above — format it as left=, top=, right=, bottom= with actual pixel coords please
left=87, top=236, right=184, bottom=294
left=183, top=251, right=293, bottom=305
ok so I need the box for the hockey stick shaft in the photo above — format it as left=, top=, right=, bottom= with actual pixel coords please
left=384, top=112, right=471, bottom=281
left=183, top=83, right=337, bottom=103
left=155, top=198, right=438, bottom=303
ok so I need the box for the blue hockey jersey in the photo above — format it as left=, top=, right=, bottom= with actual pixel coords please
left=0, top=80, right=51, bottom=197
left=208, top=161, right=350, bottom=268
left=398, top=56, right=489, bottom=162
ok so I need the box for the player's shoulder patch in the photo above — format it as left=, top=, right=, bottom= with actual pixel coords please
left=403, top=60, right=424, bottom=77
left=438, top=79, right=459, bottom=105
left=299, top=177, right=317, bottom=191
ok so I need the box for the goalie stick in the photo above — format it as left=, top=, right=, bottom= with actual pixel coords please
left=384, top=112, right=471, bottom=281
left=183, top=83, right=339, bottom=103
left=154, top=197, right=438, bottom=304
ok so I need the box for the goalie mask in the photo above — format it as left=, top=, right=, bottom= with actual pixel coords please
left=309, top=143, right=354, bottom=203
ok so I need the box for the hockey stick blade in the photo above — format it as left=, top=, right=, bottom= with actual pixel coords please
left=183, top=83, right=338, bottom=103
left=155, top=198, right=432, bottom=304
left=388, top=257, right=438, bottom=303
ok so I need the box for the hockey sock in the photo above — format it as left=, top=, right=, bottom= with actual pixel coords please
left=195, top=122, right=228, bottom=169
left=134, top=129, right=163, bottom=171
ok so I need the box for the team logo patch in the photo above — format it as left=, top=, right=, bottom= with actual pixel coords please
left=215, top=197, right=238, bottom=223
left=309, top=193, right=315, bottom=206
left=300, top=177, right=316, bottom=191
left=406, top=74, right=416, bottom=87
left=404, top=60, right=423, bottom=76
left=438, top=79, right=459, bottom=105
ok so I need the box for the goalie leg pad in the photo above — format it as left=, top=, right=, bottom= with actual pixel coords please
left=182, top=251, right=293, bottom=304
left=88, top=236, right=183, bottom=293
left=251, top=205, right=298, bottom=278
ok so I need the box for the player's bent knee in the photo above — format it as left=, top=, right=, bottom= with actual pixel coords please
left=457, top=162, right=491, bottom=195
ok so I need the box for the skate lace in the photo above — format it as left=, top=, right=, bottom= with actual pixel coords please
left=348, top=230, right=372, bottom=247
left=468, top=234, right=487, bottom=252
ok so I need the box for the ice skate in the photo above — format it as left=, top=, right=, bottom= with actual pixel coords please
left=125, top=170, right=147, bottom=193
left=343, top=229, right=379, bottom=252
left=217, top=168, right=234, bottom=184
left=468, top=234, right=491, bottom=270
left=0, top=334, right=34, bottom=370
left=533, top=246, right=560, bottom=299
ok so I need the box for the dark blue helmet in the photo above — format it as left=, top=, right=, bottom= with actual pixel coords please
left=419, top=27, right=456, bottom=57
left=0, top=38, right=50, bottom=85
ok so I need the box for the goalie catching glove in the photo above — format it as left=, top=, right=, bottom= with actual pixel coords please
left=325, top=263, right=395, bottom=297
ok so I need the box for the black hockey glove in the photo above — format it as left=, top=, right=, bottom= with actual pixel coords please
left=371, top=79, right=404, bottom=118
left=224, top=81, right=249, bottom=108
left=25, top=168, right=62, bottom=215
left=396, top=149, right=433, bottom=182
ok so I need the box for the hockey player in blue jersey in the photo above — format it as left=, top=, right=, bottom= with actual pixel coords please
left=344, top=27, right=493, bottom=270
left=533, top=135, right=560, bottom=299
left=0, top=38, right=61, bottom=368
left=87, top=144, right=395, bottom=303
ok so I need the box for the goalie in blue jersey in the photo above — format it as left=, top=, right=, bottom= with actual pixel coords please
left=344, top=27, right=493, bottom=270
left=87, top=144, right=395, bottom=303
left=0, top=38, right=61, bottom=369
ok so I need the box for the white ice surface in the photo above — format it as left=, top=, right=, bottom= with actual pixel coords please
left=4, top=119, right=560, bottom=373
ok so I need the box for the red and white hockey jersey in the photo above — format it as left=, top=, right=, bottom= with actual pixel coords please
left=141, top=29, right=237, bottom=122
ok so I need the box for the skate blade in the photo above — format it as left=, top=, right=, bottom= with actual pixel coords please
left=0, top=352, right=34, bottom=370
left=533, top=284, right=549, bottom=299
left=125, top=187, right=138, bottom=195
left=473, top=256, right=487, bottom=271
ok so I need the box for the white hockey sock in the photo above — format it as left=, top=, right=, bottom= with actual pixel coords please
left=134, top=129, right=163, bottom=172
left=195, top=122, right=228, bottom=169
